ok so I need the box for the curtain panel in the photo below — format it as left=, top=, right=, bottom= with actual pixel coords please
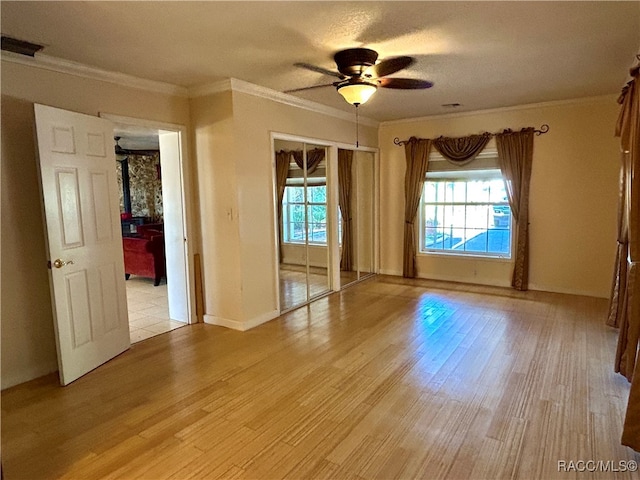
left=433, top=133, right=492, bottom=165
left=275, top=151, right=291, bottom=263
left=403, top=138, right=432, bottom=278
left=338, top=149, right=354, bottom=271
left=610, top=64, right=640, bottom=451
left=496, top=128, right=535, bottom=291
left=607, top=154, right=630, bottom=328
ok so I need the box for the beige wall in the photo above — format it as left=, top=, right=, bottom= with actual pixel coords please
left=1, top=60, right=191, bottom=389
left=189, top=90, right=243, bottom=323
left=192, top=89, right=377, bottom=329
left=378, top=96, right=620, bottom=297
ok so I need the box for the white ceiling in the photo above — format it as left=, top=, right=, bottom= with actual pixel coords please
left=2, top=1, right=639, bottom=122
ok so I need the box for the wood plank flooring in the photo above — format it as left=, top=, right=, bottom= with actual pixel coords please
left=2, top=275, right=639, bottom=479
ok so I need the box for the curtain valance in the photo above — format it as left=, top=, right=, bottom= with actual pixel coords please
left=433, top=133, right=492, bottom=165
left=291, top=148, right=325, bottom=174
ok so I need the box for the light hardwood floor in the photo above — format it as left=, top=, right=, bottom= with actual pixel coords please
left=2, top=276, right=639, bottom=479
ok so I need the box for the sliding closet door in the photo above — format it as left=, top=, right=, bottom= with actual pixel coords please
left=356, top=151, right=375, bottom=279
left=340, top=149, right=376, bottom=288
left=276, top=139, right=331, bottom=311
left=305, top=143, right=330, bottom=300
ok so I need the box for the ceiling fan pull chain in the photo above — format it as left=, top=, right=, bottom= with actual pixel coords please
left=355, top=104, right=360, bottom=148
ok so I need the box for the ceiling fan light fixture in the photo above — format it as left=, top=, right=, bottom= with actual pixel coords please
left=337, top=81, right=377, bottom=106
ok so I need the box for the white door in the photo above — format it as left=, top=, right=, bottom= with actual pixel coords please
left=159, top=131, right=189, bottom=322
left=34, top=104, right=130, bottom=386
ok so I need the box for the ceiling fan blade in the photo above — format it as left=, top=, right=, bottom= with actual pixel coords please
left=366, top=56, right=414, bottom=78
left=294, top=62, right=344, bottom=79
left=284, top=83, right=336, bottom=94
left=379, top=78, right=434, bottom=89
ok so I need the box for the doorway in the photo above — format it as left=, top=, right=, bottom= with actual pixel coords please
left=103, top=114, right=194, bottom=341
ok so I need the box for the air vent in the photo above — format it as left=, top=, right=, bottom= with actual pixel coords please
left=1, top=36, right=43, bottom=56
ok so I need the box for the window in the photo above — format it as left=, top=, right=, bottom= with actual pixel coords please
left=420, top=172, right=512, bottom=258
left=282, top=183, right=329, bottom=244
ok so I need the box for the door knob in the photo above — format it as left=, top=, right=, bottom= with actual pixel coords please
left=52, top=258, right=74, bottom=269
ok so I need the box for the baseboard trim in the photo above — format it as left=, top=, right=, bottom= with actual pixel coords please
left=377, top=273, right=607, bottom=299
left=204, top=309, right=280, bottom=332
left=416, top=273, right=512, bottom=289
left=527, top=283, right=608, bottom=299
left=379, top=268, right=403, bottom=276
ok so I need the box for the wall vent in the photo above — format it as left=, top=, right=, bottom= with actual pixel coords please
left=1, top=36, right=44, bottom=56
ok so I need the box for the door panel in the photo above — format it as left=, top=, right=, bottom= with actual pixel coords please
left=65, top=270, right=92, bottom=347
left=275, top=139, right=331, bottom=311
left=35, top=104, right=130, bottom=386
left=56, top=168, right=84, bottom=247
left=305, top=143, right=330, bottom=301
left=91, top=171, right=114, bottom=242
left=340, top=150, right=375, bottom=287
left=356, top=151, right=375, bottom=279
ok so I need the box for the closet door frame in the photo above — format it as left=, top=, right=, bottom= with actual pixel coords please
left=271, top=132, right=379, bottom=313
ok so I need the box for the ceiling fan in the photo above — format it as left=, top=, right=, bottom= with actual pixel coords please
left=287, top=47, right=433, bottom=106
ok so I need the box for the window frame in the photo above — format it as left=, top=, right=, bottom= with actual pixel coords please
left=419, top=170, right=513, bottom=260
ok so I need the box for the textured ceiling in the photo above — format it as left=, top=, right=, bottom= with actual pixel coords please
left=2, top=1, right=640, bottom=122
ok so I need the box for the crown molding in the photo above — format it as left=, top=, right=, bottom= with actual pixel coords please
left=1, top=49, right=375, bottom=127
left=189, top=77, right=380, bottom=128
left=380, top=94, right=617, bottom=126
left=1, top=51, right=190, bottom=97
left=187, top=79, right=232, bottom=98
left=1, top=50, right=379, bottom=127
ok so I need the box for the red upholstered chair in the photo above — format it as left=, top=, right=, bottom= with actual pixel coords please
left=122, top=225, right=166, bottom=286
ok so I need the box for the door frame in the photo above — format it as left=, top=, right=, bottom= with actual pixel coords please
left=101, top=113, right=197, bottom=325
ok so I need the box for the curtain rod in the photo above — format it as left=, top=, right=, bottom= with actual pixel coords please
left=393, top=124, right=550, bottom=146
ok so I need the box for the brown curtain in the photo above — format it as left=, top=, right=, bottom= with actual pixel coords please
left=611, top=64, right=640, bottom=451
left=275, top=151, right=290, bottom=263
left=433, top=133, right=492, bottom=165
left=496, top=128, right=534, bottom=291
left=607, top=154, right=630, bottom=328
left=403, top=137, right=432, bottom=278
left=292, top=148, right=324, bottom=174
left=338, top=149, right=354, bottom=271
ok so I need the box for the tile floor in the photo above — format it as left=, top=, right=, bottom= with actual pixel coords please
left=125, top=275, right=186, bottom=343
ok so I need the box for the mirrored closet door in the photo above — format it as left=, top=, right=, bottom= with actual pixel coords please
left=275, top=140, right=331, bottom=311
left=339, top=149, right=376, bottom=288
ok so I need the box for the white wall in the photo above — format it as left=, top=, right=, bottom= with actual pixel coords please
left=1, top=60, right=192, bottom=389
left=378, top=96, right=620, bottom=297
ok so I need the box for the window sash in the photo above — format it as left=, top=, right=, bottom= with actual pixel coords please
left=282, top=186, right=328, bottom=245
left=420, top=176, right=512, bottom=258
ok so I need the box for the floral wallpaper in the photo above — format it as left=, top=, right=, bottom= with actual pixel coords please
left=116, top=153, right=163, bottom=222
